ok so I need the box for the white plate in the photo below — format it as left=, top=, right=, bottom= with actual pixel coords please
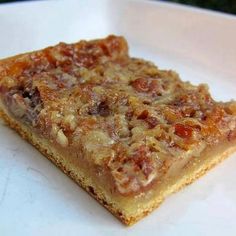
left=0, top=0, right=236, bottom=235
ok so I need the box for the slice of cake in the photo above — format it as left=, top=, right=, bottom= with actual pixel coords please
left=0, top=35, right=235, bottom=225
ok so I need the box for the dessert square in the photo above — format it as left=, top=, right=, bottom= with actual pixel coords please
left=0, top=35, right=235, bottom=225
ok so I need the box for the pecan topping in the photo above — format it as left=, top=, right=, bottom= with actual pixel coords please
left=174, top=123, right=193, bottom=138
left=131, top=78, right=158, bottom=94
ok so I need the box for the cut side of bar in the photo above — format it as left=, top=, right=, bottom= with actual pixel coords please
left=0, top=35, right=236, bottom=225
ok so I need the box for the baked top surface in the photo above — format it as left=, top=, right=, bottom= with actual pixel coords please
left=0, top=35, right=236, bottom=196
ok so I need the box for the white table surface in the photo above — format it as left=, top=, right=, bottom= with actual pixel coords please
left=0, top=0, right=236, bottom=235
